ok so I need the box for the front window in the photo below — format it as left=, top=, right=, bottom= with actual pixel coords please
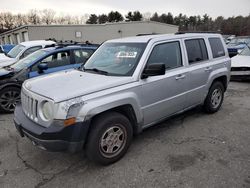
left=7, top=44, right=25, bottom=58
left=31, top=50, right=71, bottom=72
left=240, top=46, right=250, bottom=56
left=83, top=42, right=146, bottom=76
left=10, top=50, right=47, bottom=71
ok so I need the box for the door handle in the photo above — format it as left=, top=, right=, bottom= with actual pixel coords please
left=205, top=67, right=213, bottom=72
left=175, top=74, right=186, bottom=80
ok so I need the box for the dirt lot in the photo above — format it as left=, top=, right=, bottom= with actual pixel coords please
left=0, top=81, right=250, bottom=188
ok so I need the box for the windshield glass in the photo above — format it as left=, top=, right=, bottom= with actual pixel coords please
left=10, top=50, right=47, bottom=71
left=240, top=46, right=250, bottom=56
left=7, top=44, right=25, bottom=58
left=229, top=38, right=250, bottom=45
left=83, top=42, right=146, bottom=76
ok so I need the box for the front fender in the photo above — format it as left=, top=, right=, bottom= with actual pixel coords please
left=78, top=92, right=143, bottom=124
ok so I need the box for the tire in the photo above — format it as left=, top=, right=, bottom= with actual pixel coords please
left=204, top=82, right=224, bottom=114
left=86, top=112, right=133, bottom=165
left=0, top=87, right=21, bottom=113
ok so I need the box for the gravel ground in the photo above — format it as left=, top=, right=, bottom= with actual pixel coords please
left=0, top=81, right=250, bottom=188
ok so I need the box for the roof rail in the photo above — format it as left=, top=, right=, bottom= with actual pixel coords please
left=136, top=33, right=159, bottom=36
left=44, top=39, right=100, bottom=48
left=175, top=31, right=222, bottom=35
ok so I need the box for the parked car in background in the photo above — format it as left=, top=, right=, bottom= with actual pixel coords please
left=0, top=44, right=16, bottom=54
left=0, top=40, right=56, bottom=68
left=227, top=36, right=250, bottom=57
left=0, top=44, right=97, bottom=113
left=231, top=46, right=250, bottom=80
left=14, top=33, right=230, bottom=165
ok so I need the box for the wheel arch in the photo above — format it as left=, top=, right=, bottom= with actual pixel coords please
left=0, top=83, right=22, bottom=91
left=87, top=104, right=142, bottom=136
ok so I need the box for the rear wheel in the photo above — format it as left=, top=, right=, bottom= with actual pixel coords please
left=204, top=82, right=224, bottom=113
left=86, top=112, right=133, bottom=165
left=0, top=87, right=21, bottom=113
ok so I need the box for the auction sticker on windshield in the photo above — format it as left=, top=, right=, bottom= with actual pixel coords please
left=117, top=51, right=137, bottom=58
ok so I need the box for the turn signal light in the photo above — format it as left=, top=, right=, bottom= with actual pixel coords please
left=64, top=117, right=76, bottom=127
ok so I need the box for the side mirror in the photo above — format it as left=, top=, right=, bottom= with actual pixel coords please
left=37, top=63, right=48, bottom=73
left=142, top=63, right=166, bottom=79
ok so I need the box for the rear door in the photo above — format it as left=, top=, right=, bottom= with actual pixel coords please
left=184, top=37, right=227, bottom=108
left=141, top=40, right=189, bottom=126
left=183, top=38, right=211, bottom=108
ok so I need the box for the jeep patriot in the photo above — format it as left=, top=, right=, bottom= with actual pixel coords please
left=14, top=33, right=231, bottom=165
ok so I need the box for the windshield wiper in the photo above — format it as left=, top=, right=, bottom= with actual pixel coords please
left=83, top=68, right=109, bottom=75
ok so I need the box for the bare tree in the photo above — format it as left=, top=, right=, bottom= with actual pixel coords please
left=42, top=9, right=56, bottom=25
left=27, top=9, right=41, bottom=25
left=3, top=12, right=15, bottom=29
left=142, top=12, right=151, bottom=21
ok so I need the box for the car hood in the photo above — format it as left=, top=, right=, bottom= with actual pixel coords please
left=227, top=44, right=246, bottom=49
left=0, top=53, right=11, bottom=60
left=231, top=55, right=250, bottom=67
left=24, top=69, right=135, bottom=102
left=0, top=59, right=17, bottom=68
left=0, top=68, right=15, bottom=79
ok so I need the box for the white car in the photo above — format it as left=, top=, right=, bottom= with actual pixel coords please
left=231, top=46, right=250, bottom=80
left=0, top=40, right=56, bottom=68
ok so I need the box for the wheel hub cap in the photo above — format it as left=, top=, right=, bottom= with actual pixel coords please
left=211, top=88, right=222, bottom=108
left=100, top=125, right=126, bottom=157
left=0, top=90, right=20, bottom=112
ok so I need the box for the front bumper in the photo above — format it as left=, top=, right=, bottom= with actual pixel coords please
left=14, top=104, right=90, bottom=153
left=230, top=70, right=250, bottom=80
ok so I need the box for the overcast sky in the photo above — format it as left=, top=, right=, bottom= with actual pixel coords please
left=1, top=0, right=249, bottom=18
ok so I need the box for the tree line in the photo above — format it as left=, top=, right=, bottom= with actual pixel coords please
left=0, top=9, right=249, bottom=36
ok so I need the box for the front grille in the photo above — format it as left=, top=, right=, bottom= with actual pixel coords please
left=21, top=90, right=39, bottom=122
left=231, top=67, right=250, bottom=71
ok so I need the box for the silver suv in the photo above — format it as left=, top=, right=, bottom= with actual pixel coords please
left=14, top=33, right=231, bottom=165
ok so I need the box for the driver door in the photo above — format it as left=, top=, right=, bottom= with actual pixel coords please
left=28, top=50, right=73, bottom=78
left=140, top=40, right=189, bottom=126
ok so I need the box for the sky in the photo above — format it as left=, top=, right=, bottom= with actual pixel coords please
left=0, top=0, right=250, bottom=18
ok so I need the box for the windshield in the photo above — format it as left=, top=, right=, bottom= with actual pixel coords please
left=229, top=38, right=250, bottom=45
left=240, top=46, right=250, bottom=56
left=10, top=50, right=47, bottom=71
left=7, top=44, right=25, bottom=58
left=83, top=42, right=146, bottom=76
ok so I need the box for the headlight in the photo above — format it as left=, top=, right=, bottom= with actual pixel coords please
left=66, top=102, right=84, bottom=119
left=237, top=49, right=243, bottom=54
left=41, top=101, right=53, bottom=121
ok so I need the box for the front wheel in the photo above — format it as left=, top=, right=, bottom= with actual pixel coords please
left=86, top=112, right=133, bottom=165
left=0, top=87, right=21, bottom=113
left=204, top=82, right=224, bottom=113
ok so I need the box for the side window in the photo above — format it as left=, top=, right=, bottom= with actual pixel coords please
left=21, top=46, right=42, bottom=59
left=185, top=39, right=208, bottom=64
left=147, top=41, right=182, bottom=70
left=73, top=49, right=94, bottom=64
left=209, top=38, right=225, bottom=58
left=31, top=51, right=71, bottom=71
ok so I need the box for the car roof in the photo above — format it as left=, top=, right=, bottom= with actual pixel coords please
left=20, top=40, right=56, bottom=47
left=108, top=33, right=223, bottom=43
left=41, top=45, right=97, bottom=53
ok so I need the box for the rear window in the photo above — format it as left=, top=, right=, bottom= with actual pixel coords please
left=209, top=38, right=225, bottom=58
left=185, top=39, right=208, bottom=64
